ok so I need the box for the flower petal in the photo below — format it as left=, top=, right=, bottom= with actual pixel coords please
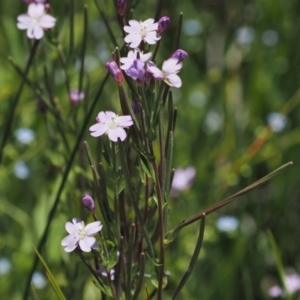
left=143, top=32, right=161, bottom=45
left=65, top=222, right=79, bottom=235
left=39, top=15, right=56, bottom=29
left=165, top=74, right=182, bottom=88
left=89, top=123, right=108, bottom=137
left=79, top=236, right=97, bottom=252
left=28, top=3, right=44, bottom=18
left=162, top=58, right=182, bottom=74
left=116, top=116, right=133, bottom=127
left=85, top=221, right=103, bottom=235
left=107, top=127, right=127, bottom=142
left=33, top=25, right=44, bottom=39
left=61, top=234, right=78, bottom=246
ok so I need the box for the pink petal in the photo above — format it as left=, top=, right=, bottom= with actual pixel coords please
left=39, top=15, right=56, bottom=28
left=63, top=239, right=79, bottom=252
left=140, top=52, right=152, bottom=62
left=116, top=116, right=133, bottom=127
left=125, top=34, right=142, bottom=48
left=33, top=26, right=44, bottom=39
left=79, top=236, right=97, bottom=252
left=143, top=18, right=155, bottom=27
left=166, top=74, right=182, bottom=88
left=144, top=32, right=161, bottom=44
left=85, top=221, right=103, bottom=235
left=17, top=15, right=32, bottom=29
left=108, top=127, right=127, bottom=142
left=147, top=62, right=164, bottom=79
left=28, top=3, right=44, bottom=18
left=89, top=123, right=108, bottom=137
left=65, top=222, right=79, bottom=234
left=26, top=25, right=36, bottom=39
left=163, top=58, right=182, bottom=74
left=61, top=234, right=78, bottom=246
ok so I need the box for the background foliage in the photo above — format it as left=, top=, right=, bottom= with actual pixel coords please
left=0, top=0, right=300, bottom=299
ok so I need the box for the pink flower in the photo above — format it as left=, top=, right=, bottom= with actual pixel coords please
left=69, top=89, right=85, bottom=106
left=171, top=166, right=196, bottom=197
left=120, top=49, right=152, bottom=71
left=124, top=19, right=161, bottom=48
left=269, top=274, right=300, bottom=297
left=61, top=218, right=102, bottom=252
left=147, top=58, right=183, bottom=88
left=17, top=3, right=56, bottom=40
left=89, top=111, right=133, bottom=142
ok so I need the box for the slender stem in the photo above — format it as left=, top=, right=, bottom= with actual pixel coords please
left=172, top=13, right=183, bottom=51
left=67, top=0, right=75, bottom=61
left=79, top=5, right=88, bottom=93
left=22, top=73, right=110, bottom=300
left=0, top=40, right=39, bottom=164
left=131, top=253, right=146, bottom=300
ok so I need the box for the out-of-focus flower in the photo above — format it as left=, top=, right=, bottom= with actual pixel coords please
left=171, top=49, right=188, bottom=62
left=98, top=266, right=116, bottom=280
left=124, top=19, right=161, bottom=48
left=61, top=218, right=102, bottom=252
left=13, top=161, right=30, bottom=179
left=0, top=258, right=11, bottom=275
left=147, top=58, right=182, bottom=88
left=267, top=112, right=287, bottom=132
left=32, top=272, right=47, bottom=289
left=37, top=98, right=47, bottom=114
left=182, top=19, right=203, bottom=36
left=235, top=26, right=255, bottom=45
left=17, top=3, right=56, bottom=40
left=69, top=89, right=85, bottom=106
left=14, top=128, right=35, bottom=144
left=20, top=0, right=47, bottom=3
left=269, top=273, right=300, bottom=297
left=171, top=166, right=196, bottom=196
left=216, top=216, right=239, bottom=233
left=120, top=49, right=152, bottom=71
left=117, top=0, right=127, bottom=15
left=90, top=111, right=133, bottom=142
left=82, top=194, right=95, bottom=213
left=125, top=59, right=146, bottom=82
left=157, top=16, right=170, bottom=34
left=105, top=61, right=125, bottom=84
left=262, top=30, right=279, bottom=47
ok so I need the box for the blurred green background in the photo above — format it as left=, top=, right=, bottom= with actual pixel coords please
left=1, top=0, right=300, bottom=299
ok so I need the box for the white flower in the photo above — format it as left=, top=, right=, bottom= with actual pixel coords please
left=124, top=19, right=161, bottom=48
left=89, top=111, right=133, bottom=142
left=17, top=3, right=56, bottom=40
left=61, top=218, right=102, bottom=252
left=147, top=58, right=182, bottom=88
left=120, top=49, right=152, bottom=71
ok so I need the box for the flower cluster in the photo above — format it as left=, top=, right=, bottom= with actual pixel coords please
left=17, top=3, right=56, bottom=39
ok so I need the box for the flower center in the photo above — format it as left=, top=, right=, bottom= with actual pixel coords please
left=139, top=22, right=147, bottom=37
left=107, top=117, right=118, bottom=129
left=78, top=222, right=87, bottom=239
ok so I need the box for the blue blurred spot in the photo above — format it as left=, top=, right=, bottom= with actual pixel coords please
left=14, top=128, right=35, bottom=144
left=13, top=161, right=30, bottom=179
left=32, top=272, right=47, bottom=289
left=216, top=216, right=239, bottom=232
left=0, top=257, right=11, bottom=275
left=183, top=19, right=203, bottom=36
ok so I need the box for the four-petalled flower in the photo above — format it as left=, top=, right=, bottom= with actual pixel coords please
left=61, top=218, right=102, bottom=252
left=17, top=3, right=56, bottom=39
left=124, top=19, right=161, bottom=48
left=147, top=58, right=183, bottom=88
left=89, top=111, right=133, bottom=142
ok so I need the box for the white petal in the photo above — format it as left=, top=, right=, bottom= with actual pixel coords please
left=104, top=111, right=117, bottom=119
left=125, top=34, right=142, bottom=48
left=147, top=62, right=164, bottom=79
left=107, top=127, right=127, bottom=142
left=63, top=239, right=79, bottom=252
left=166, top=74, right=182, bottom=88
left=17, top=15, right=33, bottom=29
left=33, top=25, right=44, bottom=39
left=140, top=52, right=152, bottom=62
left=61, top=234, right=78, bottom=246
left=79, top=236, right=97, bottom=252
left=85, top=221, right=103, bottom=235
left=116, top=116, right=133, bottom=127
left=89, top=123, right=108, bottom=137
left=28, top=4, right=45, bottom=18
left=39, top=15, right=56, bottom=29
left=163, top=58, right=182, bottom=74
left=26, top=25, right=36, bottom=39
left=144, top=32, right=161, bottom=45
left=128, top=20, right=141, bottom=29
left=143, top=18, right=155, bottom=26
left=65, top=222, right=79, bottom=235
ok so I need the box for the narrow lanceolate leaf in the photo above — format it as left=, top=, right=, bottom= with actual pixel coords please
left=32, top=246, right=66, bottom=300
left=172, top=214, right=206, bottom=300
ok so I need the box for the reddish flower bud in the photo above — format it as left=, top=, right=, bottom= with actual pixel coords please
left=117, top=0, right=128, bottom=15
left=82, top=194, right=96, bottom=213
left=157, top=16, right=170, bottom=34
left=105, top=61, right=125, bottom=85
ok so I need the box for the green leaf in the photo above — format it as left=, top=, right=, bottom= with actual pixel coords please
left=93, top=280, right=113, bottom=297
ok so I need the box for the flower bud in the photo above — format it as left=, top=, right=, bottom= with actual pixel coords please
left=82, top=194, right=96, bottom=213
left=171, top=49, right=188, bottom=62
left=132, top=99, right=140, bottom=115
left=69, top=89, right=85, bottom=106
left=37, top=98, right=47, bottom=114
left=157, top=16, right=170, bottom=34
left=117, top=0, right=128, bottom=15
left=105, top=61, right=125, bottom=85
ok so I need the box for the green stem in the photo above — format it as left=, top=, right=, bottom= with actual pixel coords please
left=0, top=40, right=39, bottom=164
